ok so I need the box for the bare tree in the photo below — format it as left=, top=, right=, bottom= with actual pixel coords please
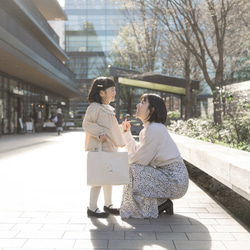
left=110, top=0, right=164, bottom=72
left=158, top=32, right=202, bottom=119
left=146, top=0, right=250, bottom=124
left=111, top=0, right=203, bottom=119
left=110, top=0, right=166, bottom=116
left=110, top=24, right=147, bottom=70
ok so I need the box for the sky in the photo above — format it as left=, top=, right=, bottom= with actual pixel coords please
left=58, top=0, right=65, bottom=7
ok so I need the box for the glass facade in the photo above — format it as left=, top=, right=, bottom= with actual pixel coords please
left=0, top=74, right=68, bottom=135
left=64, top=0, right=126, bottom=96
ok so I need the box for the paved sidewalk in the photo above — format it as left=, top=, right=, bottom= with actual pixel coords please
left=0, top=131, right=249, bottom=249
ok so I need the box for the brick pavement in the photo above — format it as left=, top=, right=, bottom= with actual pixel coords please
left=0, top=131, right=249, bottom=250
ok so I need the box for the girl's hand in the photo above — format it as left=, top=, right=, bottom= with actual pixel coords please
left=99, top=134, right=108, bottom=143
left=122, top=119, right=131, bottom=132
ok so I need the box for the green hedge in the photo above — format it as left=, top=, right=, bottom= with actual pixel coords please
left=168, top=116, right=250, bottom=152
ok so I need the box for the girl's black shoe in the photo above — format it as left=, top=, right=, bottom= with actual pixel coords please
left=87, top=208, right=109, bottom=218
left=158, top=199, right=174, bottom=215
left=103, top=205, right=120, bottom=215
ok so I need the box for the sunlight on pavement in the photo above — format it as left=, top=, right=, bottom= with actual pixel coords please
left=0, top=131, right=123, bottom=213
left=0, top=132, right=87, bottom=211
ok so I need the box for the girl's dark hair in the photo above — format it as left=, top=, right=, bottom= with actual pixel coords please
left=140, top=93, right=167, bottom=124
left=88, top=77, right=115, bottom=104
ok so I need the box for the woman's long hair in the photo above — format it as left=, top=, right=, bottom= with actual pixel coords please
left=140, top=93, right=167, bottom=124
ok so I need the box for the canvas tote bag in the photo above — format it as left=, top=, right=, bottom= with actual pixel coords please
left=87, top=141, right=129, bottom=186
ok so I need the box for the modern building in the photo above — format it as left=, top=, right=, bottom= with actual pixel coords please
left=63, top=1, right=204, bottom=121
left=64, top=0, right=127, bottom=112
left=0, top=0, right=83, bottom=135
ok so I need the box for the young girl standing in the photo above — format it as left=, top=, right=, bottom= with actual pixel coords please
left=82, top=77, right=125, bottom=218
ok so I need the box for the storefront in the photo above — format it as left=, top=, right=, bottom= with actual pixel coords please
left=0, top=74, right=69, bottom=135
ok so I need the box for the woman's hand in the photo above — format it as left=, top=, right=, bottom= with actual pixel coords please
left=122, top=119, right=131, bottom=132
left=99, top=134, right=108, bottom=143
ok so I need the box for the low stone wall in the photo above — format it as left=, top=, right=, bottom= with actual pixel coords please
left=171, top=133, right=250, bottom=201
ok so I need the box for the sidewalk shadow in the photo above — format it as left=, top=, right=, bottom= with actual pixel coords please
left=87, top=214, right=212, bottom=250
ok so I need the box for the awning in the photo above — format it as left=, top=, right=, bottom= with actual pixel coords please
left=110, top=66, right=200, bottom=95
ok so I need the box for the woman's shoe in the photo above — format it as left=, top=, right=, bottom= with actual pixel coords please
left=158, top=199, right=174, bottom=215
left=103, top=205, right=120, bottom=215
left=87, top=208, right=109, bottom=218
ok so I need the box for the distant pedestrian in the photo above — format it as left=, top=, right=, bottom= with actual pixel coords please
left=54, top=108, right=63, bottom=135
left=82, top=77, right=125, bottom=218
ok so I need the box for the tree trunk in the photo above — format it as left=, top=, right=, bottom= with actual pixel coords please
left=127, top=89, right=134, bottom=116
left=212, top=89, right=222, bottom=125
left=184, top=53, right=192, bottom=120
left=193, top=91, right=198, bottom=118
left=213, top=58, right=224, bottom=124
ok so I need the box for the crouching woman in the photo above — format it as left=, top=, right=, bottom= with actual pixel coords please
left=120, top=93, right=189, bottom=219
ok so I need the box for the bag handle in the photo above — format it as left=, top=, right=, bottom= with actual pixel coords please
left=98, top=138, right=117, bottom=152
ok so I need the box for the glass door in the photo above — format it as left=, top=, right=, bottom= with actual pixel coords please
left=10, top=96, right=18, bottom=134
left=9, top=96, right=23, bottom=134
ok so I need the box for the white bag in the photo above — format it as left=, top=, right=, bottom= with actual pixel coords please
left=87, top=142, right=129, bottom=186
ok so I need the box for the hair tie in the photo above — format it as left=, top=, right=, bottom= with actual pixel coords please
left=97, top=84, right=103, bottom=88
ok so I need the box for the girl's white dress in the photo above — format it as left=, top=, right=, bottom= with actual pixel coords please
left=83, top=102, right=124, bottom=152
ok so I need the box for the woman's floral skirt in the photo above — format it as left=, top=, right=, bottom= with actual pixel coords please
left=120, top=162, right=189, bottom=219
